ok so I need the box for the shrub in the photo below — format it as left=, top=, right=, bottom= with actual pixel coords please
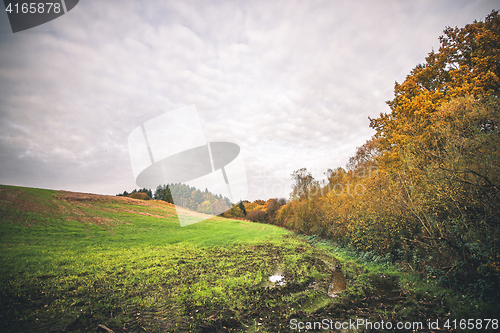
left=246, top=210, right=267, bottom=222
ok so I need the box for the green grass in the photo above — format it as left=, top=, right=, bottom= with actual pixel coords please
left=1, top=185, right=496, bottom=332
left=0, top=185, right=350, bottom=332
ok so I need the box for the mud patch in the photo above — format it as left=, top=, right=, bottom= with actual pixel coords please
left=365, top=274, right=402, bottom=307
left=309, top=254, right=348, bottom=298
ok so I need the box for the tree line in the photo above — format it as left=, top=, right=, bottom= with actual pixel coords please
left=117, top=184, right=231, bottom=215
left=221, top=198, right=288, bottom=222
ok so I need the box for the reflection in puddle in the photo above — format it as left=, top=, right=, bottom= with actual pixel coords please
left=257, top=266, right=286, bottom=288
left=327, top=269, right=347, bottom=298
left=269, top=274, right=285, bottom=285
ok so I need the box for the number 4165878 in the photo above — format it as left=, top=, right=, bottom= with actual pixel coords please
left=5, top=2, right=61, bottom=14
left=444, top=319, right=499, bottom=330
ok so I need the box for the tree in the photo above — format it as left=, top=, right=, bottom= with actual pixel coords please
left=237, top=201, right=247, bottom=216
left=129, top=192, right=151, bottom=200
left=163, top=185, right=173, bottom=204
left=398, top=96, right=500, bottom=286
left=290, top=168, right=317, bottom=200
left=154, top=184, right=173, bottom=204
left=276, top=198, right=288, bottom=206
left=265, top=199, right=280, bottom=223
left=246, top=210, right=266, bottom=222
left=365, top=11, right=500, bottom=291
left=370, top=10, right=500, bottom=164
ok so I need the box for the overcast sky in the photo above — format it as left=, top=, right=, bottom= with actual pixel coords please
left=0, top=0, right=497, bottom=201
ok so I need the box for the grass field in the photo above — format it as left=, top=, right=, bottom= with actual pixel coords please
left=0, top=185, right=496, bottom=332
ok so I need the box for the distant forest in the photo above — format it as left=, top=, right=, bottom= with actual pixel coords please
left=117, top=183, right=231, bottom=215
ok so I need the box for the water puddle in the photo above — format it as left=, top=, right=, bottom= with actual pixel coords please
left=269, top=274, right=286, bottom=285
left=311, top=255, right=348, bottom=298
left=257, top=266, right=286, bottom=288
left=254, top=253, right=349, bottom=297
left=327, top=269, right=348, bottom=298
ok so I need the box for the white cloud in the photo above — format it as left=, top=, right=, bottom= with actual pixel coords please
left=0, top=0, right=497, bottom=199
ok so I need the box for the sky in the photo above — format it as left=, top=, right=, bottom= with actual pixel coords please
left=0, top=0, right=498, bottom=202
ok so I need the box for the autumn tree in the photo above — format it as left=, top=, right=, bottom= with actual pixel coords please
left=370, top=10, right=500, bottom=164
left=363, top=11, right=500, bottom=292
left=265, top=198, right=280, bottom=223
left=290, top=168, right=318, bottom=200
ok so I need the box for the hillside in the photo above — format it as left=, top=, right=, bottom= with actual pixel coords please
left=0, top=185, right=494, bottom=332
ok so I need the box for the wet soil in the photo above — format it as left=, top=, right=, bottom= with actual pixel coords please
left=327, top=269, right=348, bottom=298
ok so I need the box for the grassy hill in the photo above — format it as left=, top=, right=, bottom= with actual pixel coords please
left=0, top=185, right=494, bottom=332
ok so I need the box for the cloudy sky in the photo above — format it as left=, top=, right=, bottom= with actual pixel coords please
left=0, top=0, right=497, bottom=201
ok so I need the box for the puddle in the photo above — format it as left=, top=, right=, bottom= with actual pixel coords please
left=327, top=269, right=347, bottom=298
left=254, top=254, right=348, bottom=296
left=257, top=266, right=286, bottom=288
left=269, top=274, right=285, bottom=286
left=311, top=255, right=348, bottom=298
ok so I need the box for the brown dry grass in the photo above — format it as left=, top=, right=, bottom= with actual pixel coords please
left=54, top=191, right=177, bottom=225
left=0, top=186, right=178, bottom=227
left=0, top=186, right=56, bottom=216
